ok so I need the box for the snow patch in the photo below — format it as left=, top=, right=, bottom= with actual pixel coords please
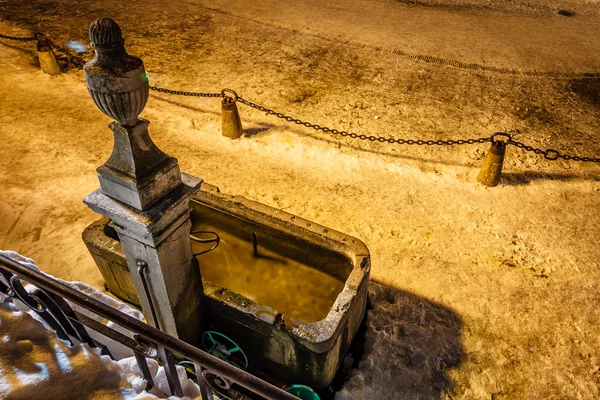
left=0, top=251, right=204, bottom=399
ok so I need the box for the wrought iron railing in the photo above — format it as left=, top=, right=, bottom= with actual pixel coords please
left=0, top=253, right=297, bottom=400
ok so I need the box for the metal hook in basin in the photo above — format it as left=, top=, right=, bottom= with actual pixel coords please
left=190, top=231, right=220, bottom=256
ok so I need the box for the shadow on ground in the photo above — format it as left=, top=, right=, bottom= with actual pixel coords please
left=502, top=171, right=600, bottom=185
left=568, top=78, right=600, bottom=106
left=328, top=281, right=463, bottom=400
left=151, top=95, right=220, bottom=116
left=0, top=41, right=37, bottom=64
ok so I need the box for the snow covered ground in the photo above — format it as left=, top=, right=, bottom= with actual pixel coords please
left=1, top=0, right=600, bottom=398
left=0, top=251, right=203, bottom=400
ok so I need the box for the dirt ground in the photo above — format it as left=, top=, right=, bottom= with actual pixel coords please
left=1, top=0, right=600, bottom=398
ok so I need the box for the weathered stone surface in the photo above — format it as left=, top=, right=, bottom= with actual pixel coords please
left=84, top=18, right=173, bottom=211
left=84, top=18, right=148, bottom=126
left=84, top=173, right=205, bottom=345
left=335, top=281, right=463, bottom=399
left=118, top=217, right=204, bottom=343
left=96, top=119, right=182, bottom=211
left=84, top=175, right=201, bottom=247
left=82, top=180, right=370, bottom=388
left=82, top=17, right=206, bottom=345
left=81, top=218, right=140, bottom=306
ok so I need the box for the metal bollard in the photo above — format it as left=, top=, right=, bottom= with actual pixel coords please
left=221, top=93, right=243, bottom=139
left=36, top=39, right=61, bottom=76
left=477, top=139, right=507, bottom=187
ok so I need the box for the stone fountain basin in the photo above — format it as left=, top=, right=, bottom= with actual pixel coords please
left=83, top=182, right=370, bottom=388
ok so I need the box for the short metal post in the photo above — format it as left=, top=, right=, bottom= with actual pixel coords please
left=477, top=139, right=507, bottom=187
left=221, top=92, right=244, bottom=139
left=37, top=39, right=61, bottom=76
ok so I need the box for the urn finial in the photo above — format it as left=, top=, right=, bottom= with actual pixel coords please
left=84, top=18, right=149, bottom=126
left=89, top=18, right=123, bottom=50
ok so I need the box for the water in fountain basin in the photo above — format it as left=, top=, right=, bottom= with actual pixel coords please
left=215, top=239, right=253, bottom=300
left=190, top=222, right=346, bottom=323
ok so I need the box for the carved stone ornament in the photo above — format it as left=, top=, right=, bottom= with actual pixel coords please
left=83, top=18, right=182, bottom=211
left=84, top=18, right=149, bottom=126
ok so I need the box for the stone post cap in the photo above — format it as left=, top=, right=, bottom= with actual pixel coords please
left=84, top=18, right=149, bottom=126
left=89, top=18, right=124, bottom=50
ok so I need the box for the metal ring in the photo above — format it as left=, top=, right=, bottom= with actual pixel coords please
left=220, top=88, right=239, bottom=101
left=491, top=132, right=512, bottom=144
left=34, top=32, right=47, bottom=41
left=201, top=331, right=249, bottom=370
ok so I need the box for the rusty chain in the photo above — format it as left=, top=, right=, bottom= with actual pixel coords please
left=0, top=33, right=37, bottom=41
left=149, top=86, right=222, bottom=98
left=37, top=33, right=89, bottom=67
left=2, top=32, right=599, bottom=163
left=235, top=95, right=600, bottom=162
left=237, top=95, right=493, bottom=146
left=1, top=31, right=88, bottom=67
left=509, top=139, right=600, bottom=163
left=485, top=132, right=600, bottom=162
left=146, top=87, right=600, bottom=162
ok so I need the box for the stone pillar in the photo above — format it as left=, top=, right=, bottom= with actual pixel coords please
left=82, top=18, right=205, bottom=345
